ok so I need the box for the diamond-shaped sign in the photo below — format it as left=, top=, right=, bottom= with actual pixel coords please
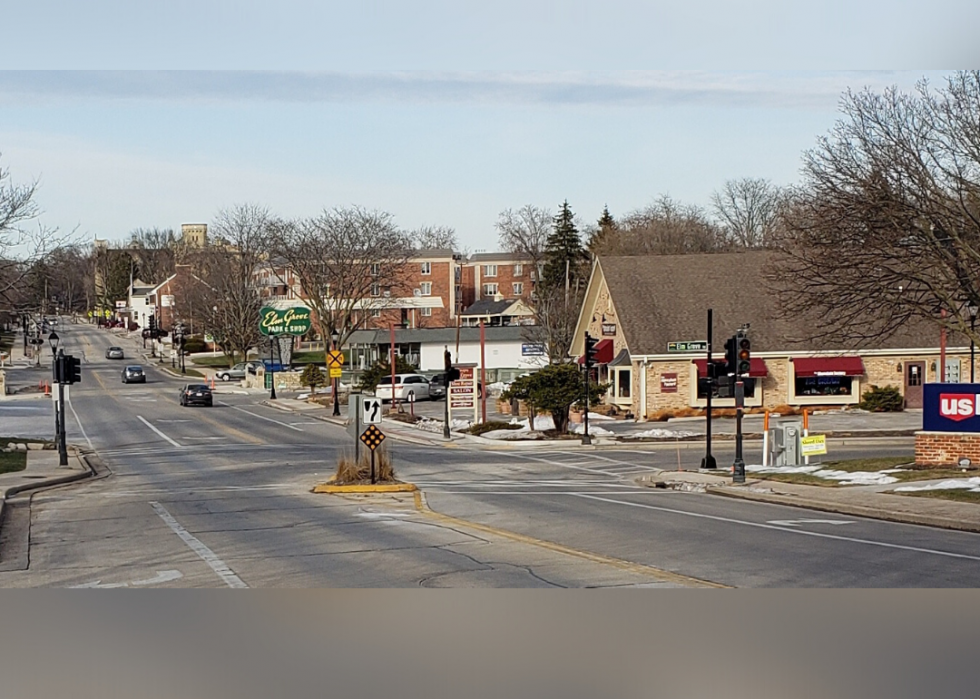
left=359, top=424, right=386, bottom=451
left=327, top=350, right=344, bottom=368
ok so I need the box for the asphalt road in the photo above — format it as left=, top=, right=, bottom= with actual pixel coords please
left=2, top=322, right=978, bottom=588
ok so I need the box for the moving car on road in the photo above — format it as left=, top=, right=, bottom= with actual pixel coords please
left=121, top=365, right=146, bottom=384
left=215, top=361, right=263, bottom=381
left=374, top=374, right=431, bottom=403
left=179, top=384, right=213, bottom=407
left=105, top=346, right=125, bottom=360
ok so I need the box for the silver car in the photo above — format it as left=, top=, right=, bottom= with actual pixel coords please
left=105, top=346, right=125, bottom=360
left=215, top=361, right=263, bottom=381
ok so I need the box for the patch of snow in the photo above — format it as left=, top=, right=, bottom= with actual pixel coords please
left=569, top=422, right=613, bottom=436
left=414, top=417, right=470, bottom=433
left=894, top=477, right=980, bottom=492
left=746, top=463, right=899, bottom=486
left=509, top=415, right=556, bottom=431
left=624, top=428, right=701, bottom=440
left=586, top=412, right=615, bottom=421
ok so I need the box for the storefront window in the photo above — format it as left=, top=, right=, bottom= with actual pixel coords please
left=618, top=369, right=631, bottom=398
left=794, top=376, right=853, bottom=396
left=697, top=379, right=757, bottom=399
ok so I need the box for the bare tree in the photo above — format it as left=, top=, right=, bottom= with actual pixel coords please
left=711, top=178, right=785, bottom=248
left=410, top=225, right=458, bottom=251
left=177, top=204, right=270, bottom=365
left=269, top=206, right=414, bottom=351
left=593, top=195, right=726, bottom=256
left=523, top=282, right=585, bottom=363
left=495, top=205, right=552, bottom=272
left=0, top=154, right=67, bottom=315
left=769, top=71, right=980, bottom=347
left=128, top=227, right=181, bottom=282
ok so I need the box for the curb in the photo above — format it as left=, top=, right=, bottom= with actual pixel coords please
left=706, top=485, right=980, bottom=534
left=313, top=482, right=418, bottom=494
left=0, top=447, right=99, bottom=526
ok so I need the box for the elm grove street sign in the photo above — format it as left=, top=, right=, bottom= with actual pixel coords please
left=259, top=307, right=312, bottom=336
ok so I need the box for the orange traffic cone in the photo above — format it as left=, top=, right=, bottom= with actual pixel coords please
left=44, top=381, right=50, bottom=396
left=209, top=375, right=215, bottom=389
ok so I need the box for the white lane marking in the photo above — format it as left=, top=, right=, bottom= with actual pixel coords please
left=219, top=402, right=304, bottom=431
left=150, top=501, right=248, bottom=588
left=137, top=415, right=182, bottom=448
left=69, top=569, right=183, bottom=588
left=573, top=493, right=980, bottom=562
left=67, top=395, right=94, bottom=449
left=768, top=519, right=854, bottom=527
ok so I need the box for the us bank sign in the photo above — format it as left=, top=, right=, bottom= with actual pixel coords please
left=923, top=384, right=980, bottom=432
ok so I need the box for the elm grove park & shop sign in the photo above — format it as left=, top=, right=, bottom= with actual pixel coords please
left=259, top=307, right=312, bottom=336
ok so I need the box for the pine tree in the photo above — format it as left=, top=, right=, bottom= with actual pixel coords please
left=542, top=200, right=588, bottom=291
left=588, top=205, right=617, bottom=253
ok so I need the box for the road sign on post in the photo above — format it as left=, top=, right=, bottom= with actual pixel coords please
left=359, top=424, right=387, bottom=484
left=362, top=397, right=383, bottom=425
left=327, top=350, right=344, bottom=367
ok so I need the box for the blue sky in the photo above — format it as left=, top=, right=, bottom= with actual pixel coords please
left=0, top=3, right=973, bottom=253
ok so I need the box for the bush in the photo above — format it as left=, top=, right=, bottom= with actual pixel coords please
left=300, top=363, right=327, bottom=394
left=182, top=338, right=207, bottom=354
left=859, top=385, right=904, bottom=412
left=333, top=448, right=396, bottom=484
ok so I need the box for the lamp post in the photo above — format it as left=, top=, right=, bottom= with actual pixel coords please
left=48, top=331, right=67, bottom=466
left=970, top=304, right=979, bottom=383
left=269, top=334, right=278, bottom=400
left=331, top=328, right=341, bottom=417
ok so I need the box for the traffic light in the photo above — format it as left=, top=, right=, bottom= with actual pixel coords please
left=724, top=335, right=738, bottom=375
left=53, top=355, right=64, bottom=384
left=444, top=349, right=460, bottom=385
left=68, top=355, right=82, bottom=384
left=584, top=332, right=599, bottom=368
left=736, top=332, right=751, bottom=376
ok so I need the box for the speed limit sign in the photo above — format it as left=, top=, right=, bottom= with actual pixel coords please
left=362, top=397, right=383, bottom=425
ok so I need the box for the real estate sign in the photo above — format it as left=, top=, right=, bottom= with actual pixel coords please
left=259, top=307, right=312, bottom=336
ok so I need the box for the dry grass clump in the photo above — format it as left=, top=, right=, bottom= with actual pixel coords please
left=333, top=448, right=397, bottom=484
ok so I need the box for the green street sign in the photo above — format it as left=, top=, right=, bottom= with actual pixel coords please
left=667, top=341, right=708, bottom=353
left=259, top=307, right=312, bottom=336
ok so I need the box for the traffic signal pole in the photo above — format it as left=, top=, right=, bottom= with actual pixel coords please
left=701, top=309, right=717, bottom=470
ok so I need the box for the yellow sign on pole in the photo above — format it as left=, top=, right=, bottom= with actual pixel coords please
left=327, top=350, right=344, bottom=368
left=800, top=435, right=828, bottom=456
left=329, top=366, right=342, bottom=379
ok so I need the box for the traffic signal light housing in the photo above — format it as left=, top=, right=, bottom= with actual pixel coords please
left=444, top=349, right=460, bottom=385
left=68, top=355, right=82, bottom=384
left=724, top=335, right=738, bottom=375
left=584, top=332, right=599, bottom=368
left=736, top=332, right=751, bottom=376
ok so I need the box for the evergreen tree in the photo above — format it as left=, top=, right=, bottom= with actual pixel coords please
left=588, top=205, right=617, bottom=253
left=542, top=200, right=588, bottom=291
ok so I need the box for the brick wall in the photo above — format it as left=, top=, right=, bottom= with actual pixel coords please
left=915, top=431, right=980, bottom=467
left=644, top=361, right=692, bottom=415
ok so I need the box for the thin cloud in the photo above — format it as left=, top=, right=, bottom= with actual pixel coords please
left=0, top=71, right=942, bottom=110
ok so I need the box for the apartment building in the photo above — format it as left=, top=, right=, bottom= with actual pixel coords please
left=469, top=252, right=536, bottom=304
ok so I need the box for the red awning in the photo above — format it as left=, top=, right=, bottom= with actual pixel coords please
left=791, top=356, right=865, bottom=378
left=692, top=358, right=768, bottom=378
left=578, top=339, right=614, bottom=365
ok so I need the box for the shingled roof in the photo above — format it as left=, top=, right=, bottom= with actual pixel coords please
left=596, top=252, right=963, bottom=356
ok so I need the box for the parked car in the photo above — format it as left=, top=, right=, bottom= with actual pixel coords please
left=215, top=361, right=263, bottom=381
left=121, top=365, right=146, bottom=384
left=105, top=346, right=125, bottom=360
left=427, top=373, right=482, bottom=400
left=179, top=383, right=213, bottom=407
left=374, top=374, right=431, bottom=403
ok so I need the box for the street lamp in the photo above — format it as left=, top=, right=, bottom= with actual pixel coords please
left=330, top=328, right=341, bottom=416
left=48, top=330, right=60, bottom=357
left=970, top=304, right=979, bottom=383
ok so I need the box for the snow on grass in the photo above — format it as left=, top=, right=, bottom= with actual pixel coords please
left=415, top=417, right=472, bottom=433
left=509, top=415, right=556, bottom=431
left=570, top=422, right=613, bottom=436
left=894, top=477, right=980, bottom=492
left=745, top=463, right=899, bottom=486
left=480, top=429, right=544, bottom=440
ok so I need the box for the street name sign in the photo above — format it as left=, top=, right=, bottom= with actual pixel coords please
left=667, top=341, right=708, bottom=353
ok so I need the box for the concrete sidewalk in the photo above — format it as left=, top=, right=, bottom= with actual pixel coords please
left=639, top=469, right=980, bottom=533
left=0, top=447, right=96, bottom=522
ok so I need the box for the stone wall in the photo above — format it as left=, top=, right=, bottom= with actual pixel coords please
left=643, top=361, right=693, bottom=416
left=915, top=431, right=980, bottom=467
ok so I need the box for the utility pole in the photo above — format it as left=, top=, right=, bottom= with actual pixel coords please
left=701, top=308, right=717, bottom=470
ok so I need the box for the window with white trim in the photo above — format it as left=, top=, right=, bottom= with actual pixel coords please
left=482, top=264, right=497, bottom=277
left=420, top=282, right=432, bottom=296
left=483, top=283, right=498, bottom=296
left=513, top=263, right=523, bottom=276
left=421, top=307, right=432, bottom=317
left=371, top=283, right=380, bottom=297
left=371, top=309, right=381, bottom=317
left=370, top=263, right=380, bottom=276
left=512, top=282, right=523, bottom=296
left=420, top=262, right=431, bottom=275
